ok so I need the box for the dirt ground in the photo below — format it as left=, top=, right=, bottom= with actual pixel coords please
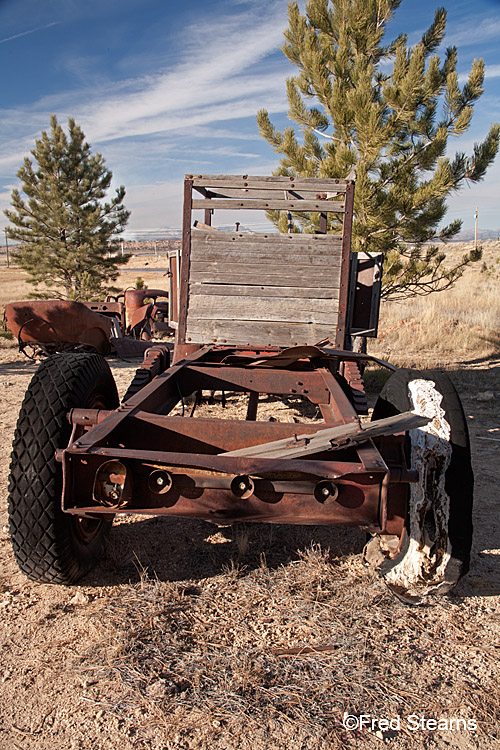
left=0, top=346, right=498, bottom=750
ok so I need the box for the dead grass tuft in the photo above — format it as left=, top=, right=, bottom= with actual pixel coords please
left=82, top=545, right=500, bottom=749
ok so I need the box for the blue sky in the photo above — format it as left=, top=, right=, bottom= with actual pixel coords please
left=1, top=0, right=500, bottom=238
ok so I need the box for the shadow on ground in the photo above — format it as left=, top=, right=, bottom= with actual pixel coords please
left=86, top=517, right=367, bottom=588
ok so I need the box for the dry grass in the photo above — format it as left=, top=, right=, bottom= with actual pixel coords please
left=372, top=240, right=500, bottom=367
left=0, top=266, right=34, bottom=308
left=81, top=540, right=499, bottom=749
left=0, top=254, right=169, bottom=309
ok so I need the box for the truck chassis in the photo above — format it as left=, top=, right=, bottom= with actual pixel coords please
left=7, top=175, right=473, bottom=603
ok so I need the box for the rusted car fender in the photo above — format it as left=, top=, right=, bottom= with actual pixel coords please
left=4, top=300, right=114, bottom=355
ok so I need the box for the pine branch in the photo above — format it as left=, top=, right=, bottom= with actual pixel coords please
left=258, top=0, right=500, bottom=299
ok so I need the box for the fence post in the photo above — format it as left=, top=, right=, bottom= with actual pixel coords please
left=4, top=228, right=9, bottom=268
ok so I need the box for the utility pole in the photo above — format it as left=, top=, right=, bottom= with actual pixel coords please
left=474, top=208, right=478, bottom=251
left=4, top=228, right=9, bottom=268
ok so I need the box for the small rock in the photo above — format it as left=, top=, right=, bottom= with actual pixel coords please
left=146, top=679, right=167, bottom=697
left=69, top=591, right=89, bottom=605
left=476, top=391, right=495, bottom=402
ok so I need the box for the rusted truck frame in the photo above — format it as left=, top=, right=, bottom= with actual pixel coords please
left=7, top=175, right=473, bottom=603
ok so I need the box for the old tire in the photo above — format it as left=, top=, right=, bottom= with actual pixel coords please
left=8, top=352, right=119, bottom=584
left=369, top=368, right=473, bottom=602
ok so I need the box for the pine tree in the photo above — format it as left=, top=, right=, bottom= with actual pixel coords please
left=5, top=115, right=130, bottom=300
left=257, top=0, right=500, bottom=299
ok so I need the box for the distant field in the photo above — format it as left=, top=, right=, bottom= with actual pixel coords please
left=371, top=239, right=500, bottom=366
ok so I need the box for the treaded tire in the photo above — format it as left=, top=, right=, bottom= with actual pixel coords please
left=8, top=352, right=119, bottom=584
left=371, top=368, right=473, bottom=599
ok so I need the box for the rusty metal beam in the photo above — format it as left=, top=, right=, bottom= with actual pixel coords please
left=178, top=364, right=332, bottom=403
left=335, top=180, right=355, bottom=348
left=176, top=177, right=193, bottom=352
left=62, top=448, right=386, bottom=528
left=246, top=391, right=258, bottom=420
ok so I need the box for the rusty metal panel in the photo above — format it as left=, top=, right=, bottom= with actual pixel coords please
left=346, top=252, right=383, bottom=338
left=176, top=177, right=193, bottom=351
left=4, top=300, right=114, bottom=354
left=83, top=300, right=123, bottom=320
left=61, top=442, right=386, bottom=529
left=56, top=342, right=414, bottom=541
left=168, top=250, right=179, bottom=328
left=335, top=180, right=355, bottom=349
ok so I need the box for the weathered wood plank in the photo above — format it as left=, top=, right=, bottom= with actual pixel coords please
left=189, top=283, right=340, bottom=299
left=190, top=269, right=341, bottom=288
left=191, top=233, right=343, bottom=262
left=190, top=247, right=343, bottom=266
left=192, top=230, right=343, bottom=244
left=198, top=187, right=348, bottom=200
left=191, top=261, right=337, bottom=275
left=185, top=319, right=336, bottom=347
left=189, top=174, right=350, bottom=192
left=191, top=261, right=339, bottom=282
left=223, top=411, right=430, bottom=458
left=192, top=198, right=345, bottom=212
left=187, top=295, right=339, bottom=324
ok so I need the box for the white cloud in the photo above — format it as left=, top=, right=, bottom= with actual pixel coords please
left=484, top=64, right=500, bottom=79
left=0, top=3, right=290, bottom=160
left=74, top=7, right=289, bottom=145
left=447, top=15, right=500, bottom=47
left=0, top=2, right=292, bottom=230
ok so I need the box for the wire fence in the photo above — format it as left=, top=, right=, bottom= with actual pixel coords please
left=0, top=240, right=183, bottom=266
